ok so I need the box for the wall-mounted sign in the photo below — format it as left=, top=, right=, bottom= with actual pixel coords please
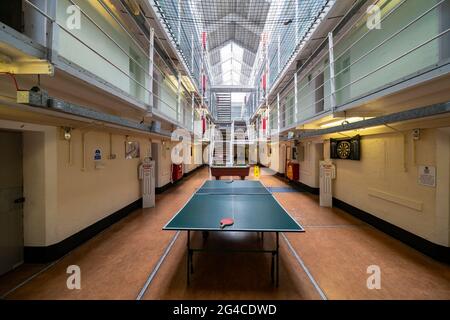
left=330, top=135, right=361, bottom=160
left=94, top=149, right=102, bottom=161
left=418, top=165, right=436, bottom=187
left=292, top=147, right=298, bottom=160
left=125, top=141, right=140, bottom=159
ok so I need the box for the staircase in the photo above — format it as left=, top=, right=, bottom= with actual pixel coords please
left=216, top=93, right=231, bottom=122
left=233, top=120, right=248, bottom=142
left=211, top=93, right=250, bottom=165
left=212, top=126, right=232, bottom=165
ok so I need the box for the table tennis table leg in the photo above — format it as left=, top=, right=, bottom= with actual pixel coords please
left=276, top=232, right=279, bottom=287
left=271, top=252, right=275, bottom=284
left=187, top=230, right=190, bottom=285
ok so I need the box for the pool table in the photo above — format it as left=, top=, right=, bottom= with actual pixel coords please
left=210, top=165, right=250, bottom=180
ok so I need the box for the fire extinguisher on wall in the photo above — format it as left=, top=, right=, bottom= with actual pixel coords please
left=201, top=110, right=206, bottom=135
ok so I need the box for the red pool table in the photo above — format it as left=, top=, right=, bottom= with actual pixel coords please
left=210, top=165, right=250, bottom=180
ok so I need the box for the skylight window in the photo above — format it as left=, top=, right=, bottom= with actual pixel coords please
left=231, top=92, right=247, bottom=104
left=220, top=42, right=244, bottom=85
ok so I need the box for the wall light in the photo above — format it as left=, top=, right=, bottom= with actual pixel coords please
left=63, top=127, right=72, bottom=141
left=319, top=117, right=373, bottom=129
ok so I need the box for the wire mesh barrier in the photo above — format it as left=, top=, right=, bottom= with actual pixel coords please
left=16, top=0, right=450, bottom=137
left=23, top=0, right=207, bottom=131
left=266, top=0, right=449, bottom=133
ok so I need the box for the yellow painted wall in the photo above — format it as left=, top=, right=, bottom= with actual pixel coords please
left=0, top=131, right=22, bottom=189
left=23, top=131, right=47, bottom=246
left=152, top=140, right=173, bottom=188
left=184, top=142, right=202, bottom=173
left=1, top=119, right=190, bottom=246
left=249, top=143, right=258, bottom=164
left=329, top=128, right=449, bottom=246
left=270, top=126, right=449, bottom=247
left=56, top=130, right=151, bottom=243
left=298, top=141, right=323, bottom=188
left=0, top=120, right=59, bottom=247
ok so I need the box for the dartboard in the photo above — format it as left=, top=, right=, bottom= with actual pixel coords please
left=337, top=141, right=351, bottom=159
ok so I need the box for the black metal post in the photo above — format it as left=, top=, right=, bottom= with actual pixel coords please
left=187, top=230, right=190, bottom=285
left=276, top=232, right=279, bottom=287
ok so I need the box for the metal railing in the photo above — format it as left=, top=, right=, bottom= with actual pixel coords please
left=267, top=0, right=449, bottom=133
left=22, top=0, right=205, bottom=132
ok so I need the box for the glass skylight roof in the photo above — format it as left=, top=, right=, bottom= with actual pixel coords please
left=155, top=0, right=332, bottom=87
left=220, top=42, right=244, bottom=85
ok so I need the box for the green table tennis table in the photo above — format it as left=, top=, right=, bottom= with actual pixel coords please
left=163, top=180, right=304, bottom=286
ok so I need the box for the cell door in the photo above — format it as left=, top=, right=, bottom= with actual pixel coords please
left=286, top=146, right=292, bottom=177
left=279, top=144, right=287, bottom=174
left=0, top=130, right=24, bottom=275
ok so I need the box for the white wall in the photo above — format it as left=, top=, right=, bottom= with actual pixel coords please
left=0, top=119, right=161, bottom=246
left=0, top=120, right=58, bottom=246
left=268, top=142, right=280, bottom=172
left=298, top=141, right=323, bottom=188
left=152, top=140, right=173, bottom=188
left=56, top=0, right=150, bottom=104
left=184, top=142, right=202, bottom=173
left=56, top=130, right=151, bottom=243
left=328, top=128, right=449, bottom=246
left=267, top=125, right=449, bottom=247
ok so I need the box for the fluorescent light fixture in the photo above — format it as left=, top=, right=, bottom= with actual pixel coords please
left=319, top=117, right=373, bottom=129
left=181, top=76, right=196, bottom=92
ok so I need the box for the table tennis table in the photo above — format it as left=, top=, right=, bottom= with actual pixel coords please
left=163, top=180, right=304, bottom=286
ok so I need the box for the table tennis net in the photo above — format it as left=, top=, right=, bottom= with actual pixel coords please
left=196, top=187, right=271, bottom=195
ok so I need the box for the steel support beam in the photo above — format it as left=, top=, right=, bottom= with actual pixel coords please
left=45, top=0, right=59, bottom=64
left=277, top=93, right=280, bottom=132
left=298, top=102, right=450, bottom=138
left=46, top=97, right=170, bottom=136
left=148, top=27, right=155, bottom=112
left=294, top=72, right=298, bottom=122
left=210, top=85, right=255, bottom=93
left=328, top=32, right=336, bottom=113
left=177, top=72, right=181, bottom=122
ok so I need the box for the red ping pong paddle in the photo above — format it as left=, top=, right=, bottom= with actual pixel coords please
left=220, top=218, right=234, bottom=228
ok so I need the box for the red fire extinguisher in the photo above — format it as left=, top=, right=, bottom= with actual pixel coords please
left=202, top=112, right=206, bottom=134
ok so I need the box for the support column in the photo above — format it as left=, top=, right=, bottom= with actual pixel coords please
left=191, top=33, right=194, bottom=74
left=201, top=32, right=207, bottom=107
left=328, top=32, right=337, bottom=114
left=294, top=72, right=298, bottom=123
left=177, top=0, right=181, bottom=46
left=46, top=0, right=59, bottom=64
left=230, top=121, right=234, bottom=165
left=277, top=93, right=280, bottom=133
left=191, top=92, right=195, bottom=131
left=149, top=27, right=155, bottom=112
left=253, top=94, right=255, bottom=115
left=277, top=34, right=281, bottom=74
left=435, top=128, right=450, bottom=247
left=177, top=72, right=181, bottom=123
left=295, top=0, right=299, bottom=45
